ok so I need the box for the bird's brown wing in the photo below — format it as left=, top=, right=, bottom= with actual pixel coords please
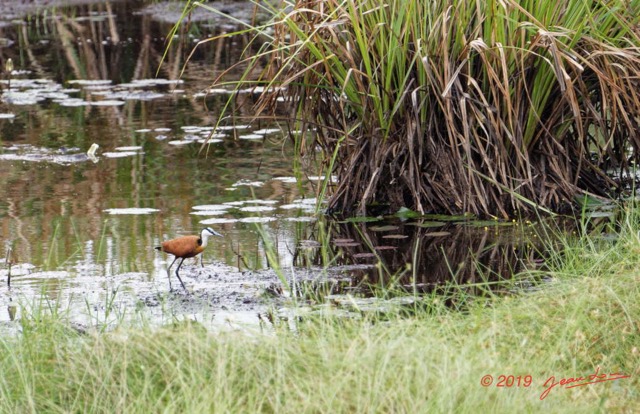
left=160, top=235, right=201, bottom=258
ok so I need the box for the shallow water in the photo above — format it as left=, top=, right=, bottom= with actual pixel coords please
left=0, top=1, right=324, bottom=328
left=0, top=1, right=549, bottom=330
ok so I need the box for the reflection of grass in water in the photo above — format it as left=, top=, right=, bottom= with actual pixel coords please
left=44, top=220, right=83, bottom=271
left=1, top=210, right=638, bottom=411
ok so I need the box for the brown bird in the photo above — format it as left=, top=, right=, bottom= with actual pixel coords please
left=155, top=227, right=223, bottom=291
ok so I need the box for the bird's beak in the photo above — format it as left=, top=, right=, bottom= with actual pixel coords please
left=209, top=229, right=223, bottom=237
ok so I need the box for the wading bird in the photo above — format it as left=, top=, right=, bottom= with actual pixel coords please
left=155, top=227, right=223, bottom=291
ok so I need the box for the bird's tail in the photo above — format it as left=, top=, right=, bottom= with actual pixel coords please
left=154, top=246, right=162, bottom=251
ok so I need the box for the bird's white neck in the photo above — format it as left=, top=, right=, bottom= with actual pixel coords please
left=200, top=230, right=212, bottom=248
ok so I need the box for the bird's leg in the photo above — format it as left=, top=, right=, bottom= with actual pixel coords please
left=166, top=256, right=179, bottom=291
left=175, top=258, right=187, bottom=291
left=200, top=254, right=204, bottom=268
left=167, top=256, right=179, bottom=274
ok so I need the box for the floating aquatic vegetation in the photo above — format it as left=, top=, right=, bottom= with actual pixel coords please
left=424, top=231, right=452, bottom=237
left=271, top=176, right=298, bottom=183
left=200, top=133, right=226, bottom=139
left=200, top=217, right=239, bottom=224
left=244, top=199, right=279, bottom=205
left=91, top=100, right=126, bottom=106
left=333, top=239, right=361, bottom=247
left=121, top=91, right=166, bottom=101
left=278, top=203, right=318, bottom=213
left=118, top=79, right=183, bottom=88
left=253, top=128, right=282, bottom=134
left=103, top=208, right=160, bottom=215
left=0, top=145, right=94, bottom=164
left=57, top=98, right=90, bottom=107
left=408, top=221, right=447, bottom=228
left=216, top=125, right=251, bottom=130
left=238, top=86, right=285, bottom=94
left=102, top=151, right=138, bottom=158
left=168, top=140, right=193, bottom=146
left=293, top=197, right=319, bottom=205
left=238, top=134, right=264, bottom=140
left=370, top=225, right=400, bottom=232
left=307, top=175, right=338, bottom=182
left=190, top=210, right=229, bottom=216
left=2, top=91, right=46, bottom=105
left=341, top=216, right=383, bottom=223
left=286, top=217, right=317, bottom=222
left=181, top=125, right=213, bottom=132
left=197, top=138, right=223, bottom=144
left=239, top=217, right=277, bottom=223
left=192, top=204, right=229, bottom=211
left=193, top=88, right=234, bottom=97
left=279, top=203, right=315, bottom=211
left=239, top=206, right=276, bottom=213
left=231, top=180, right=264, bottom=187
left=42, top=92, right=72, bottom=100
left=68, top=79, right=113, bottom=86
left=115, top=146, right=143, bottom=151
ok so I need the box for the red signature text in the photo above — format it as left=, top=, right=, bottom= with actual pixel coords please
left=540, top=366, right=630, bottom=400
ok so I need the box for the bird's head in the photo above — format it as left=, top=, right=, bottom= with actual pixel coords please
left=202, top=227, right=223, bottom=239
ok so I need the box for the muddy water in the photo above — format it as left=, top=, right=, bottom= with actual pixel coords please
left=0, top=1, right=548, bottom=331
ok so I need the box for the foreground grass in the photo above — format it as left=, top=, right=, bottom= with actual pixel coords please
left=1, top=222, right=639, bottom=412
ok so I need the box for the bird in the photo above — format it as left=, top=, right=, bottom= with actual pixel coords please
left=155, top=227, right=223, bottom=291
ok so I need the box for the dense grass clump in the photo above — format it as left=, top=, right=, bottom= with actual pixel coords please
left=0, top=210, right=639, bottom=412
left=206, top=0, right=640, bottom=217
